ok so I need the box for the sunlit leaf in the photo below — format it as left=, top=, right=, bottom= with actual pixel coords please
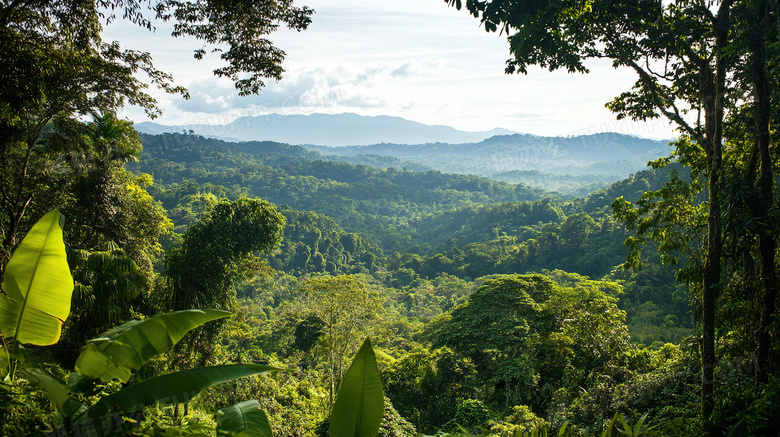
left=0, top=210, right=73, bottom=345
left=75, top=309, right=231, bottom=382
left=0, top=341, right=8, bottom=379
left=330, top=338, right=384, bottom=437
left=216, top=399, right=272, bottom=437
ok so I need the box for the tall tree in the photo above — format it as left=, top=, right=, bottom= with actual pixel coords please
left=63, top=112, right=172, bottom=276
left=434, top=273, right=629, bottom=409
left=0, top=0, right=182, bottom=271
left=0, top=0, right=312, bottom=272
left=163, top=197, right=285, bottom=311
left=300, top=275, right=382, bottom=405
left=445, top=1, right=780, bottom=430
left=161, top=197, right=284, bottom=368
left=742, top=0, right=777, bottom=385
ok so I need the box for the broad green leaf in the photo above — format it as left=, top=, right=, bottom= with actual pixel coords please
left=0, top=210, right=73, bottom=345
left=617, top=414, right=632, bottom=436
left=0, top=340, right=8, bottom=379
left=329, top=338, right=384, bottom=437
left=601, top=413, right=619, bottom=437
left=216, top=399, right=272, bottom=437
left=22, top=367, right=86, bottom=419
left=557, top=421, right=570, bottom=437
left=75, top=309, right=231, bottom=382
left=84, top=363, right=283, bottom=424
left=67, top=371, right=102, bottom=397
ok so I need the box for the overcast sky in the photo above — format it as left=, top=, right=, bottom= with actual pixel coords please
left=102, top=0, right=677, bottom=139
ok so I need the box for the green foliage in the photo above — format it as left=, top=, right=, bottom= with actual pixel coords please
left=434, top=273, right=630, bottom=409
left=488, top=405, right=547, bottom=436
left=64, top=112, right=173, bottom=277
left=301, top=275, right=382, bottom=404
left=485, top=413, right=661, bottom=437
left=294, top=315, right=326, bottom=353
left=330, top=338, right=385, bottom=437
left=75, top=309, right=231, bottom=382
left=0, top=378, right=61, bottom=436
left=22, top=365, right=86, bottom=420
left=70, top=333, right=282, bottom=434
left=198, top=370, right=329, bottom=437
left=393, top=204, right=635, bottom=281
left=70, top=248, right=146, bottom=329
left=0, top=2, right=184, bottom=271
left=0, top=210, right=73, bottom=347
left=447, top=0, right=780, bottom=425
left=0, top=209, right=288, bottom=436
left=383, top=346, right=479, bottom=433
left=375, top=396, right=417, bottom=437
left=122, top=407, right=215, bottom=436
left=133, top=133, right=543, bottom=254
left=450, top=398, right=494, bottom=430
left=157, top=0, right=313, bottom=95
left=215, top=399, right=272, bottom=437
left=164, top=197, right=285, bottom=311
left=273, top=208, right=383, bottom=275
left=0, top=215, right=287, bottom=434
left=316, top=396, right=417, bottom=437
left=56, top=246, right=152, bottom=366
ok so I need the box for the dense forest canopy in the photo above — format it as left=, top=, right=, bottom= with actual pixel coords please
left=1, top=0, right=779, bottom=436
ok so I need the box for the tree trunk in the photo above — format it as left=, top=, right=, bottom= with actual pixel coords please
left=701, top=165, right=721, bottom=426
left=748, top=0, right=777, bottom=385
left=329, top=335, right=335, bottom=406
left=700, top=4, right=731, bottom=432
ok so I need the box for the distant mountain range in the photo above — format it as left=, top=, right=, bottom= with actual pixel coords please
left=306, top=132, right=673, bottom=196
left=134, top=113, right=674, bottom=196
left=134, top=112, right=516, bottom=146
left=309, top=132, right=670, bottom=168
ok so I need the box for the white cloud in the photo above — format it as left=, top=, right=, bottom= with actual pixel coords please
left=106, top=0, right=678, bottom=139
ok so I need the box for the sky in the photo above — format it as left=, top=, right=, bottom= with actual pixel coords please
left=102, top=0, right=678, bottom=139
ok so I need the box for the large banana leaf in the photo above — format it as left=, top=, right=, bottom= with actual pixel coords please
left=0, top=341, right=9, bottom=379
left=84, top=363, right=283, bottom=424
left=216, top=399, right=272, bottom=437
left=22, top=367, right=86, bottom=419
left=0, top=210, right=73, bottom=346
left=329, top=338, right=384, bottom=437
left=75, top=309, right=231, bottom=382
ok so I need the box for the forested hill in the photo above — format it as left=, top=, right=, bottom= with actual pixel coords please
left=130, top=133, right=684, bottom=261
left=132, top=132, right=546, bottom=252
left=131, top=131, right=687, bottom=305
left=7, top=0, right=780, bottom=434
left=310, top=132, right=668, bottom=162
left=123, top=131, right=696, bottom=434
left=306, top=132, right=672, bottom=196
left=130, top=130, right=692, bottom=355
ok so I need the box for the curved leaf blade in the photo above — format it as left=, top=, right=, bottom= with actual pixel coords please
left=0, top=341, right=8, bottom=379
left=23, top=367, right=86, bottom=419
left=75, top=309, right=231, bottom=382
left=0, top=210, right=73, bottom=345
left=557, top=421, right=570, bottom=437
left=330, top=338, right=384, bottom=437
left=216, top=399, right=272, bottom=437
left=85, top=364, right=283, bottom=423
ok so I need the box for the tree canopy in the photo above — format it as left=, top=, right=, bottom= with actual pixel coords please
left=164, top=197, right=285, bottom=311
left=448, top=0, right=779, bottom=431
left=0, top=0, right=312, bottom=272
left=2, top=0, right=779, bottom=435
